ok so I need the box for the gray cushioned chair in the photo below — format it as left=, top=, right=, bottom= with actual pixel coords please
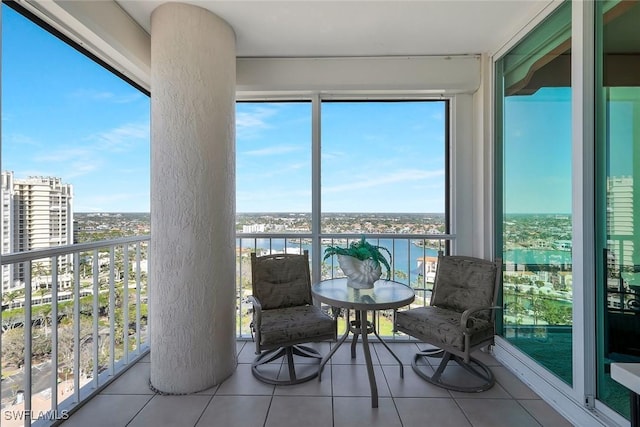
left=395, top=252, right=502, bottom=392
left=249, top=250, right=336, bottom=385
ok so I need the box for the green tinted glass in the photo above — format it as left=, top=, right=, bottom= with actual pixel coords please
left=495, top=1, right=573, bottom=385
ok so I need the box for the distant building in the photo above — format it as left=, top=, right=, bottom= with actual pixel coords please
left=242, top=223, right=265, bottom=233
left=532, top=240, right=551, bottom=249
left=414, top=255, right=438, bottom=282
left=1, top=171, right=74, bottom=291
left=607, top=176, right=634, bottom=269
left=553, top=240, right=572, bottom=251
left=1, top=172, right=15, bottom=292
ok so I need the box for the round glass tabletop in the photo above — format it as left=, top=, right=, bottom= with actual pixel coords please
left=312, top=277, right=415, bottom=310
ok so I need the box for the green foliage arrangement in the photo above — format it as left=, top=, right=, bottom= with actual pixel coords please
left=323, top=236, right=392, bottom=279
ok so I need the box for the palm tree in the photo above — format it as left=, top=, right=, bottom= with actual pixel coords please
left=32, top=261, right=50, bottom=289
left=36, top=286, right=48, bottom=304
left=2, top=290, right=22, bottom=308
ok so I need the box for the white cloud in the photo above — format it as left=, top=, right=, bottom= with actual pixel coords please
left=430, top=111, right=444, bottom=121
left=8, top=120, right=148, bottom=183
left=321, top=150, right=346, bottom=160
left=5, top=133, right=41, bottom=147
left=324, top=168, right=444, bottom=193
left=91, top=122, right=149, bottom=152
left=75, top=191, right=149, bottom=212
left=30, top=148, right=102, bottom=179
left=34, top=147, right=92, bottom=163
left=64, top=162, right=101, bottom=179
left=243, top=145, right=301, bottom=156
left=236, top=105, right=280, bottom=139
left=68, top=89, right=142, bottom=104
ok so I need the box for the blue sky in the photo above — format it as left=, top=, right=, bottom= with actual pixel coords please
left=237, top=101, right=446, bottom=213
left=3, top=5, right=446, bottom=215
left=503, top=87, right=572, bottom=214
left=2, top=5, right=150, bottom=213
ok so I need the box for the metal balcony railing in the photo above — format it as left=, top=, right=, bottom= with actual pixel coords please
left=1, top=236, right=149, bottom=427
left=0, top=231, right=453, bottom=426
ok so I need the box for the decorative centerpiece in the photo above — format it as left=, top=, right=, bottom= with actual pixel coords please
left=323, top=237, right=392, bottom=289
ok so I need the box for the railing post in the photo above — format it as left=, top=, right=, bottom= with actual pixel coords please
left=135, top=243, right=142, bottom=351
left=92, top=250, right=100, bottom=386
left=51, top=258, right=59, bottom=412
left=73, top=256, right=80, bottom=403
left=24, top=260, right=32, bottom=427
left=123, top=244, right=129, bottom=363
left=109, top=247, right=115, bottom=373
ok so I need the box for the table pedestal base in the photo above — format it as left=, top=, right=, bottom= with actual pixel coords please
left=318, top=309, right=404, bottom=408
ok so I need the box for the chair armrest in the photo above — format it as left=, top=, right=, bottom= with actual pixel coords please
left=460, top=305, right=502, bottom=332
left=247, top=295, right=262, bottom=354
left=247, top=295, right=262, bottom=324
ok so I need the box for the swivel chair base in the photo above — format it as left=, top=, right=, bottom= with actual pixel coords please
left=252, top=344, right=322, bottom=385
left=412, top=348, right=495, bottom=393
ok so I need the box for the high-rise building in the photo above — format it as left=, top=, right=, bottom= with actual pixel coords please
left=1, top=172, right=15, bottom=292
left=607, top=176, right=634, bottom=270
left=1, top=171, right=74, bottom=291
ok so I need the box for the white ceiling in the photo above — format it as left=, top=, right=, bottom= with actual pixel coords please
left=116, top=0, right=552, bottom=57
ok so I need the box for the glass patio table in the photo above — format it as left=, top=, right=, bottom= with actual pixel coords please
left=311, top=278, right=415, bottom=408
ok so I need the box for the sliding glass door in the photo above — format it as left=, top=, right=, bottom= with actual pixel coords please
left=596, top=0, right=640, bottom=419
left=495, top=1, right=573, bottom=385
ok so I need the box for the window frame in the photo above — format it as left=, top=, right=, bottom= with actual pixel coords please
left=235, top=93, right=453, bottom=283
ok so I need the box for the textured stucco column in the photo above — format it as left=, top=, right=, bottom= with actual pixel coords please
left=149, top=3, right=236, bottom=394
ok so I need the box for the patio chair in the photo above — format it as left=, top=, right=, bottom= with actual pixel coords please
left=395, top=252, right=502, bottom=392
left=249, top=250, right=336, bottom=385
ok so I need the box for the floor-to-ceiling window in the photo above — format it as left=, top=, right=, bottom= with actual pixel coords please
left=320, top=100, right=447, bottom=236
left=235, top=101, right=312, bottom=229
left=596, top=0, right=640, bottom=419
left=235, top=101, right=312, bottom=336
left=235, top=98, right=450, bottom=337
left=495, top=2, right=573, bottom=385
left=1, top=1, right=150, bottom=417
left=319, top=100, right=449, bottom=276
left=320, top=100, right=448, bottom=335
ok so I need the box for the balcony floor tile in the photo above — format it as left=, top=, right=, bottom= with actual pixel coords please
left=195, top=395, right=271, bottom=427
left=60, top=394, right=154, bottom=427
left=101, top=362, right=154, bottom=395
left=58, top=341, right=574, bottom=427
left=128, top=395, right=212, bottom=427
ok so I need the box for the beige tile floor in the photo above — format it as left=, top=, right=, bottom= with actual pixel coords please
left=59, top=341, right=574, bottom=427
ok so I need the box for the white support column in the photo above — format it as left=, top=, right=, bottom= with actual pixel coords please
left=149, top=2, right=237, bottom=394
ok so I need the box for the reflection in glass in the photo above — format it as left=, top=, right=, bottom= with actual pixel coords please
left=596, top=0, right=640, bottom=419
left=495, top=2, right=573, bottom=385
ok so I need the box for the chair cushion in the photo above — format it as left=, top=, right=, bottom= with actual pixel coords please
left=395, top=306, right=494, bottom=352
left=259, top=305, right=335, bottom=347
left=253, top=255, right=312, bottom=310
left=431, top=257, right=497, bottom=321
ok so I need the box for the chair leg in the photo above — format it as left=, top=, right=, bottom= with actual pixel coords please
left=286, top=347, right=296, bottom=382
left=252, top=344, right=323, bottom=385
left=412, top=349, right=495, bottom=393
left=430, top=350, right=453, bottom=383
